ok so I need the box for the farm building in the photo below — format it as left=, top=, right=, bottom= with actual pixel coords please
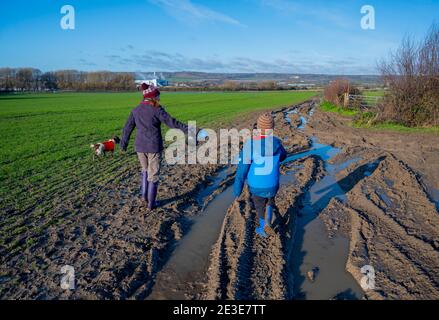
left=135, top=72, right=169, bottom=87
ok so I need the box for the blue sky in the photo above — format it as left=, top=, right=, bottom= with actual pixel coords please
left=0, top=0, right=438, bottom=74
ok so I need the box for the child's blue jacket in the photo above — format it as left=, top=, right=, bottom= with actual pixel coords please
left=234, top=135, right=287, bottom=198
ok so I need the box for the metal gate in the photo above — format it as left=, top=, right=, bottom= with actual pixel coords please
left=345, top=93, right=381, bottom=110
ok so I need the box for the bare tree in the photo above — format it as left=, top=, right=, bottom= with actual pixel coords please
left=222, top=80, right=240, bottom=91
left=258, top=81, right=277, bottom=91
left=379, top=23, right=439, bottom=126
left=0, top=68, right=17, bottom=92
left=16, top=68, right=34, bottom=91
left=41, top=72, right=58, bottom=91
left=0, top=69, right=135, bottom=92
left=324, top=78, right=360, bottom=107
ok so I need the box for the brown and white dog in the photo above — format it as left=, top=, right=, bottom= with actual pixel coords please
left=90, top=136, right=120, bottom=157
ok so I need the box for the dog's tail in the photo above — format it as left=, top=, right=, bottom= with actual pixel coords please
left=113, top=136, right=121, bottom=144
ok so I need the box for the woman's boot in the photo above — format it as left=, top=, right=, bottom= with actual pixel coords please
left=141, top=171, right=148, bottom=202
left=147, top=182, right=158, bottom=210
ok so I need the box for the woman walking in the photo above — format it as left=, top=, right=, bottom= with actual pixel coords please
left=120, top=84, right=189, bottom=210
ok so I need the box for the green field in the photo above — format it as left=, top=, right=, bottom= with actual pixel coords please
left=363, top=90, right=385, bottom=97
left=0, top=91, right=316, bottom=251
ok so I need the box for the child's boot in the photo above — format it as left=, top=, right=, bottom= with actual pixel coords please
left=255, top=217, right=268, bottom=238
left=265, top=205, right=273, bottom=228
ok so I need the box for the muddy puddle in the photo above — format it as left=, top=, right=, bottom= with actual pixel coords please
left=285, top=109, right=307, bottom=129
left=196, top=167, right=230, bottom=207
left=425, top=184, right=439, bottom=211
left=282, top=108, right=365, bottom=299
left=286, top=140, right=364, bottom=299
left=148, top=169, right=235, bottom=300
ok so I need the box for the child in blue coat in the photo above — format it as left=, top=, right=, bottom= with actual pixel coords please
left=233, top=113, right=287, bottom=238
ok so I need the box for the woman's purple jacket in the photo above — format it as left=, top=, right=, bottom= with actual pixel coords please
left=121, top=101, right=189, bottom=153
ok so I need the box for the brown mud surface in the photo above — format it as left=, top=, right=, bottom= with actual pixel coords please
left=0, top=111, right=262, bottom=299
left=1, top=99, right=438, bottom=300
left=308, top=109, right=439, bottom=300
left=202, top=100, right=438, bottom=300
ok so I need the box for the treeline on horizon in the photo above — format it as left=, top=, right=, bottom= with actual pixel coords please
left=0, top=68, right=320, bottom=92
left=0, top=68, right=136, bottom=92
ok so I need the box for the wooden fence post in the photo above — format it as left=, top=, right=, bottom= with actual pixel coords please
left=343, top=92, right=349, bottom=108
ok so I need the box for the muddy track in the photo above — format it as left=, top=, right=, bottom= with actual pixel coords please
left=309, top=108, right=439, bottom=300
left=1, top=99, right=438, bottom=300
left=202, top=99, right=438, bottom=300
left=321, top=153, right=439, bottom=299
left=202, top=157, right=323, bottom=300
left=202, top=102, right=326, bottom=299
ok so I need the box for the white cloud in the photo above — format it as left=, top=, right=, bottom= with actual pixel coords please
left=148, top=0, right=244, bottom=26
left=106, top=50, right=376, bottom=74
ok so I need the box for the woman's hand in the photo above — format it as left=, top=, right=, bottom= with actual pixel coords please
left=197, top=129, right=209, bottom=140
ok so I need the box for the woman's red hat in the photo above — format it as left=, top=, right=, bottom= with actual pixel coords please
left=141, top=83, right=160, bottom=99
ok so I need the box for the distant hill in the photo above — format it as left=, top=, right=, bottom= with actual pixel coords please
left=136, top=72, right=382, bottom=87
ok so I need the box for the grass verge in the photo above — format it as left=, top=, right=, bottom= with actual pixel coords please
left=319, top=101, right=359, bottom=116
left=353, top=121, right=439, bottom=134
left=319, top=101, right=439, bottom=134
